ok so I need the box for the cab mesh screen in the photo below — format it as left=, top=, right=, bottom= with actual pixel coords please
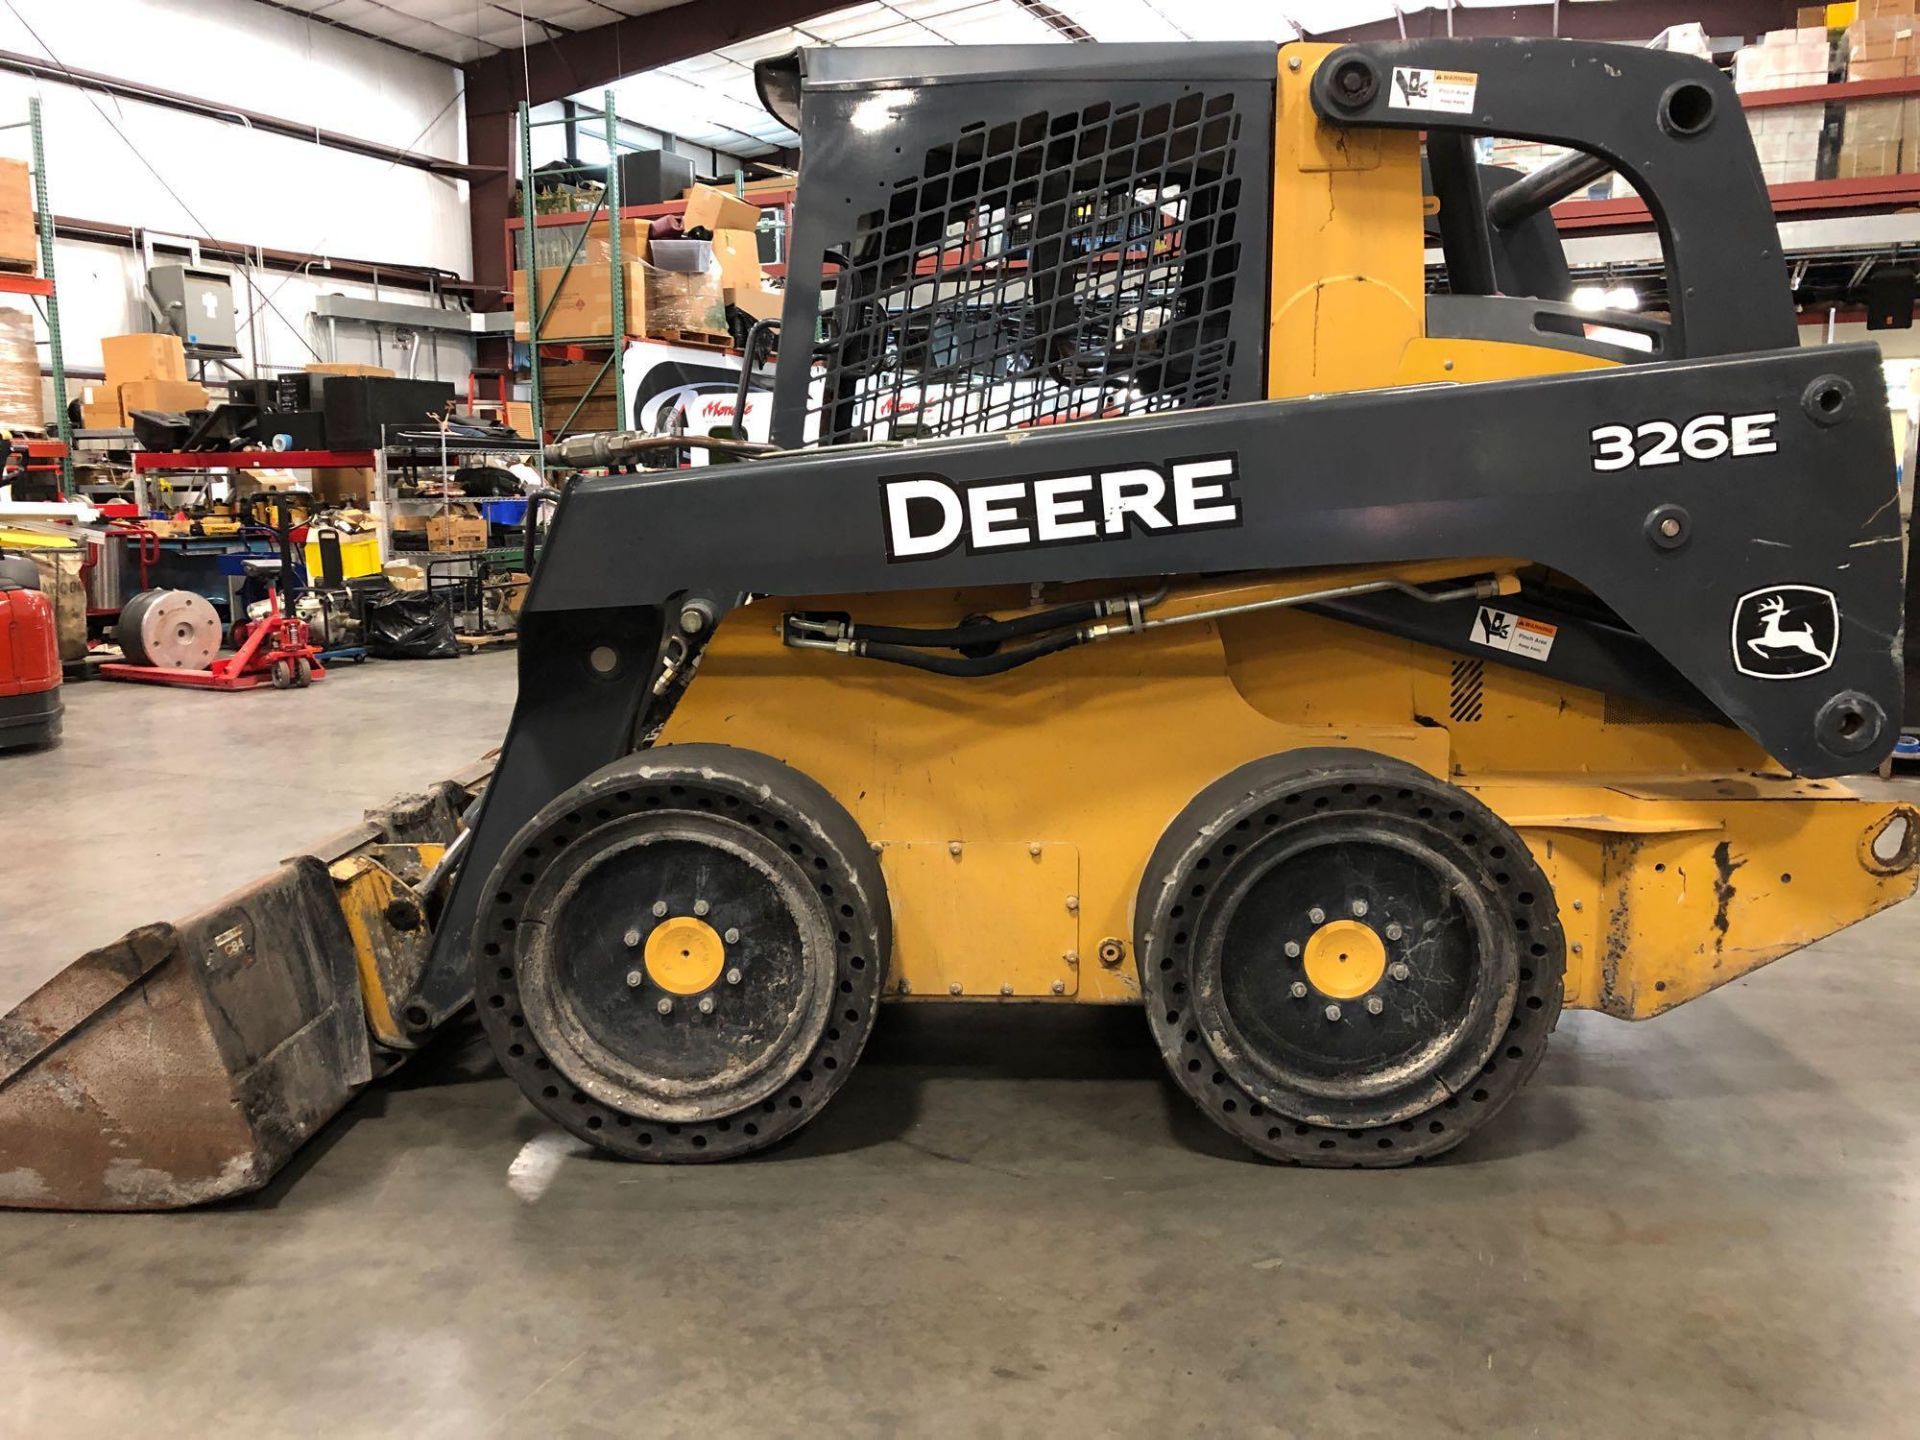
left=811, top=91, right=1246, bottom=446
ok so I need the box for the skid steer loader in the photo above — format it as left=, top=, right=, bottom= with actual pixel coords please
left=6, top=37, right=1919, bottom=1208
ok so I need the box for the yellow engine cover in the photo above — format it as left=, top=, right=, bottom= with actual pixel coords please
left=657, top=579, right=1918, bottom=1019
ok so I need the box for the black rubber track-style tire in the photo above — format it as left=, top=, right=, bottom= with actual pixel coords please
left=1135, top=748, right=1565, bottom=1167
left=475, top=744, right=891, bottom=1162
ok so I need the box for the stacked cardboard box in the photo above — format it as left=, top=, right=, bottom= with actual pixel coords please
left=0, top=160, right=34, bottom=271
left=540, top=363, right=620, bottom=431
left=1749, top=103, right=1827, bottom=184
left=511, top=184, right=772, bottom=345
left=79, top=332, right=208, bottom=429
left=0, top=308, right=37, bottom=428
left=1735, top=27, right=1833, bottom=184
left=1841, top=5, right=1920, bottom=177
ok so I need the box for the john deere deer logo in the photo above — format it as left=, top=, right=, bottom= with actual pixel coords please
left=1731, top=586, right=1838, bottom=680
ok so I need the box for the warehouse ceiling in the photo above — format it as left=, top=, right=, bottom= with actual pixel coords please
left=268, top=0, right=690, bottom=65
left=274, top=0, right=1635, bottom=146
left=592, top=0, right=1619, bottom=157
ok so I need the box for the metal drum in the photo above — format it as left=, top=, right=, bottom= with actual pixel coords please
left=116, top=588, right=220, bottom=670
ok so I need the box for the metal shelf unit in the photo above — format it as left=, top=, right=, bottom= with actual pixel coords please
left=373, top=426, right=543, bottom=563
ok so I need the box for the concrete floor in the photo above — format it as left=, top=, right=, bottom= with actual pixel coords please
left=3, top=658, right=1919, bottom=1438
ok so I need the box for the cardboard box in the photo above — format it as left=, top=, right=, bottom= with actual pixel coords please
left=383, top=561, right=427, bottom=589
left=513, top=261, right=650, bottom=341
left=504, top=400, right=536, bottom=437
left=310, top=466, right=375, bottom=504
left=426, top=512, right=488, bottom=552
left=710, top=229, right=764, bottom=292
left=681, top=183, right=761, bottom=234
left=102, top=332, right=187, bottom=385
left=727, top=284, right=784, bottom=323
left=119, top=378, right=210, bottom=417
left=0, top=159, right=33, bottom=270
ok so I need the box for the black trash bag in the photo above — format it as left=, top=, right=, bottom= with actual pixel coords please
left=363, top=587, right=459, bottom=660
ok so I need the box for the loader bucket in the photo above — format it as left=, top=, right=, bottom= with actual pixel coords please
left=0, top=770, right=486, bottom=1211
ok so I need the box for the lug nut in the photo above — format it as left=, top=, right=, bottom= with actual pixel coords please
left=1000, top=984, right=1014, bottom=996
left=949, top=982, right=963, bottom=995
left=1051, top=979, right=1066, bottom=995
left=1324, top=1003, right=1342, bottom=1022
left=697, top=996, right=715, bottom=1015
left=1284, top=940, right=1301, bottom=959
left=724, top=927, right=741, bottom=944
left=1366, top=996, right=1384, bottom=1015
left=1308, top=907, right=1326, bottom=925
left=1385, top=922, right=1404, bottom=942
left=693, top=899, right=710, bottom=917
left=652, top=900, right=668, bottom=918
left=1066, top=895, right=1079, bottom=912
left=625, top=969, right=644, bottom=988
left=656, top=997, right=673, bottom=1015
left=949, top=841, right=963, bottom=857
left=1351, top=899, right=1369, bottom=918
left=623, top=928, right=642, bottom=949
left=1290, top=981, right=1308, bottom=999
left=1028, top=842, right=1042, bottom=857
left=1389, top=962, right=1411, bottom=982
left=726, top=967, right=742, bottom=986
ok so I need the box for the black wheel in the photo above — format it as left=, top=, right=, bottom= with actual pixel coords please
left=1136, top=748, right=1564, bottom=1166
left=269, top=659, right=294, bottom=690
left=475, top=744, right=890, bottom=1161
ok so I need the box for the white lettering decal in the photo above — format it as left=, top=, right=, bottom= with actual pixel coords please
left=1100, top=467, right=1171, bottom=535
left=966, top=481, right=1031, bottom=549
left=885, top=477, right=963, bottom=558
left=1033, top=474, right=1098, bottom=542
left=1172, top=457, right=1240, bottom=527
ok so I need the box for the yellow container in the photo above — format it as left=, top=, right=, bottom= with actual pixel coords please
left=304, top=528, right=382, bottom=583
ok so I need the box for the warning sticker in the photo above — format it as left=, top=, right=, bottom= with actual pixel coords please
left=1388, top=66, right=1479, bottom=115
left=1471, top=607, right=1557, bottom=662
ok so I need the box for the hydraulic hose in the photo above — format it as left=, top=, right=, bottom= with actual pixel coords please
left=856, top=631, right=1087, bottom=677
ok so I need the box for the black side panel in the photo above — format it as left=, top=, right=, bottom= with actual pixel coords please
left=528, top=342, right=1899, bottom=782
left=1310, top=38, right=1796, bottom=359
left=771, top=44, right=1275, bottom=449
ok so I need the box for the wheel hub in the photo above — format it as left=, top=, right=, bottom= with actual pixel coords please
left=645, top=914, right=726, bottom=995
left=1301, top=917, right=1385, bottom=999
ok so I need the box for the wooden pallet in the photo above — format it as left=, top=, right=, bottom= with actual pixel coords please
left=456, top=630, right=518, bottom=653
left=649, top=327, right=733, bottom=352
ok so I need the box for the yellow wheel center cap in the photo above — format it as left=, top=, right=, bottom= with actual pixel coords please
left=644, top=915, right=727, bottom=995
left=1301, top=919, right=1387, bottom=1000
